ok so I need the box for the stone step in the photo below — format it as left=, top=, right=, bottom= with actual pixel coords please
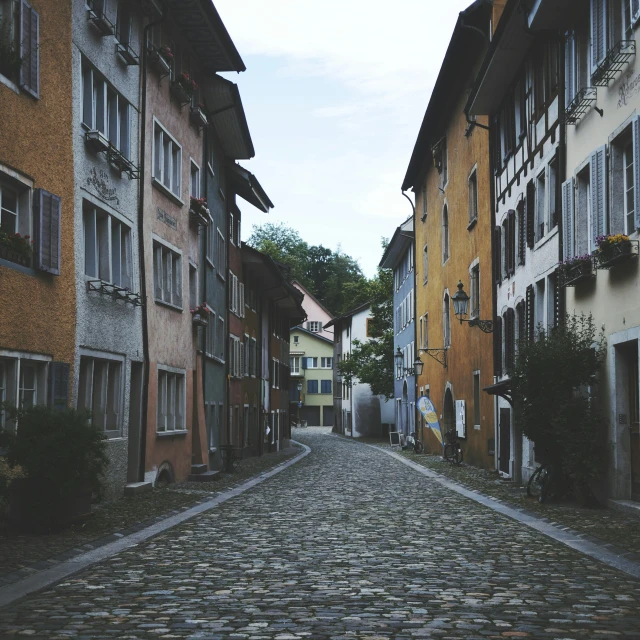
left=188, top=470, right=222, bottom=482
left=124, top=482, right=153, bottom=496
left=190, top=464, right=208, bottom=475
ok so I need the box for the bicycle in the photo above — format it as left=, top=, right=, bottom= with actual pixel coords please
left=527, top=462, right=572, bottom=503
left=403, top=431, right=424, bottom=454
left=443, top=429, right=463, bottom=465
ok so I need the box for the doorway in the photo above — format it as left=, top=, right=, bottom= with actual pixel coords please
left=402, top=380, right=408, bottom=435
left=443, top=388, right=455, bottom=437
left=499, top=407, right=511, bottom=475
left=618, top=341, right=640, bottom=499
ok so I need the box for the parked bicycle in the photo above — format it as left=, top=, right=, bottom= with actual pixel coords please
left=402, top=431, right=424, bottom=454
left=443, top=429, right=463, bottom=465
left=527, top=462, right=571, bottom=503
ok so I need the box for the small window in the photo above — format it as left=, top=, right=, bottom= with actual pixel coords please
left=321, top=357, right=333, bottom=369
left=307, top=321, right=322, bottom=333
left=366, top=318, right=373, bottom=337
left=470, top=264, right=480, bottom=318
left=443, top=292, right=451, bottom=348
left=535, top=170, right=546, bottom=241
left=229, top=212, right=235, bottom=246
left=216, top=316, right=225, bottom=361
left=293, top=335, right=299, bottom=344
left=205, top=308, right=216, bottom=359
left=153, top=240, right=182, bottom=308
left=156, top=367, right=186, bottom=432
left=216, top=227, right=225, bottom=277
left=115, top=1, right=132, bottom=48
left=189, top=264, right=197, bottom=310
left=468, top=168, right=478, bottom=224
left=422, top=183, right=428, bottom=219
left=190, top=161, right=200, bottom=199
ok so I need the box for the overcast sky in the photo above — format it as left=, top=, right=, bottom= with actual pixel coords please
left=216, top=0, right=472, bottom=277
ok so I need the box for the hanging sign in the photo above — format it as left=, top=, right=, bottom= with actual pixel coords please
left=417, top=396, right=443, bottom=445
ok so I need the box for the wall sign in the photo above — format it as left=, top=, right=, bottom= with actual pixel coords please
left=87, top=167, right=119, bottom=205
left=618, top=70, right=640, bottom=109
left=157, top=207, right=177, bottom=229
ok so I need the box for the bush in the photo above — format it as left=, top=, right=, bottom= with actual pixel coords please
left=1, top=405, right=108, bottom=528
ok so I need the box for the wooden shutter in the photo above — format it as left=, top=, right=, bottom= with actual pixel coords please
left=634, top=116, right=640, bottom=232
left=565, top=32, right=575, bottom=110
left=48, top=362, right=70, bottom=411
left=34, top=189, right=61, bottom=275
left=508, top=210, right=516, bottom=275
left=517, top=201, right=526, bottom=265
left=526, top=284, right=535, bottom=343
left=154, top=246, right=163, bottom=299
left=553, top=270, right=565, bottom=329
left=493, top=315, right=503, bottom=376
left=590, top=145, right=606, bottom=249
left=633, top=0, right=640, bottom=24
left=20, top=0, right=39, bottom=98
left=590, top=0, right=607, bottom=70
left=493, top=226, right=502, bottom=284
left=562, top=178, right=575, bottom=260
left=239, top=282, right=245, bottom=317
left=526, top=179, right=535, bottom=248
left=239, top=342, right=245, bottom=377
left=173, top=255, right=182, bottom=307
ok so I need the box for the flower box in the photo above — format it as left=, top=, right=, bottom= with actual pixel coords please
left=116, top=42, right=139, bottom=66
left=595, top=235, right=638, bottom=269
left=189, top=197, right=210, bottom=228
left=85, top=129, right=110, bottom=152
left=0, top=232, right=33, bottom=267
left=87, top=7, right=115, bottom=36
left=189, top=208, right=209, bottom=228
left=559, top=258, right=594, bottom=287
left=192, top=312, right=209, bottom=327
left=190, top=106, right=208, bottom=128
left=170, top=80, right=191, bottom=105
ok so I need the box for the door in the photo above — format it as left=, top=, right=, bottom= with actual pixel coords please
left=499, top=407, right=511, bottom=475
left=443, top=388, right=455, bottom=438
left=323, top=405, right=334, bottom=427
left=626, top=343, right=640, bottom=499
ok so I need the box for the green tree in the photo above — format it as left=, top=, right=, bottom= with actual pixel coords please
left=511, top=314, right=607, bottom=504
left=337, top=241, right=394, bottom=399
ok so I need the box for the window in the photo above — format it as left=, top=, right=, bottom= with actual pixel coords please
left=153, top=239, right=182, bottom=308
left=610, top=123, right=639, bottom=235
left=272, top=358, right=280, bottom=388
left=321, top=380, right=332, bottom=394
left=591, top=0, right=639, bottom=74
left=442, top=205, right=449, bottom=263
left=216, top=316, right=225, bottom=361
left=470, top=264, right=480, bottom=319
left=244, top=334, right=250, bottom=377
left=229, top=335, right=241, bottom=378
left=293, top=335, right=299, bottom=344
left=216, top=227, right=225, bottom=277
left=366, top=317, right=374, bottom=337
left=188, top=263, right=197, bottom=310
left=503, top=308, right=516, bottom=374
left=441, top=137, right=448, bottom=186
left=306, top=357, right=318, bottom=369
left=420, top=313, right=429, bottom=350
left=443, top=292, right=451, bottom=348
left=625, top=136, right=635, bottom=234
left=0, top=354, right=48, bottom=430
left=307, top=379, right=318, bottom=394
left=549, top=155, right=559, bottom=230
left=321, top=357, right=333, bottom=369
left=229, top=211, right=235, bottom=246
left=423, top=245, right=428, bottom=284
left=535, top=170, right=546, bottom=241
left=190, top=161, right=200, bottom=199
left=205, top=307, right=216, bottom=358
left=152, top=120, right=181, bottom=198
left=0, top=0, right=38, bottom=95
left=290, top=356, right=300, bottom=375
left=78, top=355, right=123, bottom=434
left=156, top=367, right=185, bottom=432
left=422, top=183, right=428, bottom=219
left=84, top=205, right=132, bottom=289
left=83, top=62, right=131, bottom=158
left=228, top=271, right=244, bottom=317
left=115, top=1, right=133, bottom=50
left=307, top=321, right=322, bottom=333
left=473, top=371, right=481, bottom=428
left=468, top=168, right=478, bottom=224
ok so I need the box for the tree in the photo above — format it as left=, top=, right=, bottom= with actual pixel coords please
left=337, top=241, right=394, bottom=399
left=511, top=314, right=607, bottom=504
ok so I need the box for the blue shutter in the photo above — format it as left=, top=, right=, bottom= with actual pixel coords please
left=561, top=178, right=575, bottom=260
left=590, top=146, right=607, bottom=250
left=34, top=188, right=61, bottom=275
left=20, top=0, right=39, bottom=98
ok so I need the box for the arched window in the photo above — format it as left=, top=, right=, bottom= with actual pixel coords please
left=442, top=204, right=449, bottom=263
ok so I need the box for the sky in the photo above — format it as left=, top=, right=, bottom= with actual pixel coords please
left=216, top=0, right=473, bottom=277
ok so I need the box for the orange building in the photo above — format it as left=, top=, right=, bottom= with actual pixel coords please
left=402, top=0, right=498, bottom=469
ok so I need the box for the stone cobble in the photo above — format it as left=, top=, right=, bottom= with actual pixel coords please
left=1, top=428, right=639, bottom=639
left=0, top=445, right=302, bottom=582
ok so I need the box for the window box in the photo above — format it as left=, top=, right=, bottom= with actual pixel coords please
left=189, top=197, right=210, bottom=228
left=107, top=144, right=139, bottom=179
left=85, top=129, right=110, bottom=152
left=87, top=7, right=115, bottom=36
left=170, top=73, right=197, bottom=107
left=116, top=42, right=139, bottom=66
left=192, top=312, right=208, bottom=327
left=592, top=40, right=636, bottom=87
left=0, top=235, right=32, bottom=268
left=190, top=106, right=208, bottom=129
left=147, top=46, right=171, bottom=77
left=559, top=257, right=594, bottom=287
left=594, top=236, right=638, bottom=269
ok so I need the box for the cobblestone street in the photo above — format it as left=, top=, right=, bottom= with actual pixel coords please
left=2, top=429, right=640, bottom=639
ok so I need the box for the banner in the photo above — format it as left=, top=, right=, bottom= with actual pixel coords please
left=417, top=396, right=443, bottom=445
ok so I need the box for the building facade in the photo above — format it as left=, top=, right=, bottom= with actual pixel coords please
left=404, top=0, right=495, bottom=469
left=380, top=216, right=416, bottom=437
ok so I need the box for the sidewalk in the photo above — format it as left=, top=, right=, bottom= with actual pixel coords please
left=354, top=436, right=640, bottom=557
left=0, top=444, right=303, bottom=586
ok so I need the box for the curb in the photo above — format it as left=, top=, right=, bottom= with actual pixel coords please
left=357, top=439, right=640, bottom=580
left=0, top=441, right=311, bottom=609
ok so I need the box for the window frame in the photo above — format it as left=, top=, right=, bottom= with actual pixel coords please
left=152, top=117, right=182, bottom=201
left=156, top=364, right=187, bottom=434
left=152, top=235, right=183, bottom=310
left=468, top=166, right=479, bottom=225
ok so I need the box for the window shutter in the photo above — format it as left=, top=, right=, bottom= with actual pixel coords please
left=634, top=116, right=640, bottom=232
left=154, top=246, right=163, bottom=299
left=554, top=270, right=565, bottom=329
left=508, top=210, right=516, bottom=275
left=493, top=226, right=502, bottom=285
left=20, top=0, right=39, bottom=98
left=517, top=202, right=526, bottom=266
left=48, top=362, right=70, bottom=411
left=590, top=0, right=606, bottom=70
left=561, top=178, right=575, bottom=260
left=526, top=179, right=535, bottom=248
left=34, top=189, right=61, bottom=274
left=239, top=282, right=245, bottom=317
left=565, top=32, right=575, bottom=110
left=526, top=284, right=535, bottom=343
left=240, top=342, right=245, bottom=377
left=493, top=315, right=503, bottom=376
left=173, top=256, right=182, bottom=307
left=633, top=0, right=640, bottom=23
left=590, top=145, right=607, bottom=249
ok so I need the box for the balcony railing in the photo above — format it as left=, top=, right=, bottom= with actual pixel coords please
left=87, top=280, right=144, bottom=306
left=594, top=239, right=639, bottom=269
left=592, top=40, right=635, bottom=86
left=563, top=87, right=597, bottom=125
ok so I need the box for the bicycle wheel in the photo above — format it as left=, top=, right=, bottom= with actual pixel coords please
left=414, top=439, right=424, bottom=454
left=443, top=443, right=453, bottom=461
left=527, top=465, right=548, bottom=501
left=452, top=447, right=463, bottom=465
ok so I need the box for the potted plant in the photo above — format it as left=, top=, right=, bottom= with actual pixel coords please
left=1, top=404, right=108, bottom=532
left=0, top=230, right=33, bottom=267
left=595, top=234, right=635, bottom=268
left=190, top=303, right=210, bottom=327
left=190, top=102, right=208, bottom=128
left=559, top=255, right=594, bottom=287
left=189, top=196, right=210, bottom=227
left=148, top=43, right=172, bottom=76
left=171, top=71, right=197, bottom=105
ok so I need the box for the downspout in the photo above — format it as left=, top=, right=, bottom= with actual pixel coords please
left=138, top=9, right=166, bottom=482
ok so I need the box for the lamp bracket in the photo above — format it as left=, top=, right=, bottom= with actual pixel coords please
left=419, top=348, right=448, bottom=369
left=467, top=317, right=494, bottom=333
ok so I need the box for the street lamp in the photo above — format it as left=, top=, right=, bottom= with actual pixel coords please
left=296, top=381, right=303, bottom=426
left=395, top=347, right=424, bottom=376
left=452, top=280, right=494, bottom=333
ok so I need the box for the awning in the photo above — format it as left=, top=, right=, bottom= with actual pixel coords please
left=203, top=76, right=254, bottom=160
left=483, top=379, right=512, bottom=405
left=227, top=162, right=273, bottom=212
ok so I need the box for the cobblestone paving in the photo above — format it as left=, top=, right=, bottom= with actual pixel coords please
left=1, top=429, right=640, bottom=639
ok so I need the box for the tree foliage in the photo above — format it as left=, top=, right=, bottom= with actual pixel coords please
left=247, top=222, right=367, bottom=315
left=511, top=314, right=607, bottom=502
left=337, top=243, right=394, bottom=400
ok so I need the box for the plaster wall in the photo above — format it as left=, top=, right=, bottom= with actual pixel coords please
left=293, top=283, right=333, bottom=340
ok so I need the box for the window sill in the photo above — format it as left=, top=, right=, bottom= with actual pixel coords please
left=533, top=226, right=558, bottom=252
left=152, top=177, right=184, bottom=207
left=104, top=432, right=125, bottom=440
left=467, top=217, right=478, bottom=231
left=156, top=430, right=188, bottom=437
left=0, top=257, right=36, bottom=277
left=0, top=73, right=19, bottom=94
left=216, top=271, right=226, bottom=282
left=154, top=298, right=184, bottom=312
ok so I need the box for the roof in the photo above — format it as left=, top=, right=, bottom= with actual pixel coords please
left=379, top=216, right=414, bottom=270
left=402, top=0, right=492, bottom=192
left=203, top=76, right=254, bottom=160
left=164, top=0, right=245, bottom=74
left=227, top=162, right=273, bottom=212
left=291, top=281, right=335, bottom=319
left=291, top=325, right=334, bottom=345
left=324, top=301, right=372, bottom=330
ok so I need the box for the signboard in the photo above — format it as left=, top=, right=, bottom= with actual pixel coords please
left=455, top=400, right=466, bottom=438
left=417, top=396, right=443, bottom=445
left=389, top=431, right=401, bottom=447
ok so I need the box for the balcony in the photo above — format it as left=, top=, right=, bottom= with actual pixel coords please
left=147, top=46, right=171, bottom=78
left=563, top=87, right=597, bottom=125
left=559, top=258, right=595, bottom=287
left=594, top=239, right=639, bottom=270
left=592, top=40, right=635, bottom=87
left=190, top=106, right=208, bottom=130
left=107, top=144, right=140, bottom=180
left=87, top=280, right=143, bottom=306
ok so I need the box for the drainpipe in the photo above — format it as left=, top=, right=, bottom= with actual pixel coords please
left=138, top=9, right=166, bottom=482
